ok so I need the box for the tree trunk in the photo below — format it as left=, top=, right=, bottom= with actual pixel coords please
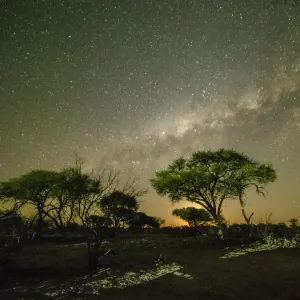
left=242, top=209, right=254, bottom=225
left=36, top=211, right=43, bottom=235
left=210, top=211, right=224, bottom=239
left=199, top=202, right=224, bottom=239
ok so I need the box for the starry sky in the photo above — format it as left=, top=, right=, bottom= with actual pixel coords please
left=1, top=0, right=300, bottom=225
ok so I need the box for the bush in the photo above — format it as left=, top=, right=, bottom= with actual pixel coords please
left=262, top=232, right=300, bottom=249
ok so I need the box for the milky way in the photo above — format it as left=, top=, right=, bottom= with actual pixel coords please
left=1, top=0, right=300, bottom=224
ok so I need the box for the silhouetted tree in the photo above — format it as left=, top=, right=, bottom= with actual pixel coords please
left=0, top=210, right=25, bottom=237
left=84, top=214, right=116, bottom=270
left=72, top=153, right=148, bottom=227
left=0, top=152, right=147, bottom=236
left=288, top=218, right=298, bottom=229
left=0, top=209, right=38, bottom=282
left=128, top=212, right=163, bottom=228
left=151, top=149, right=277, bottom=234
left=276, top=222, right=287, bottom=228
left=75, top=170, right=113, bottom=226
left=242, top=208, right=254, bottom=224
left=154, top=217, right=166, bottom=227
left=39, top=167, right=103, bottom=233
left=85, top=215, right=104, bottom=270
left=0, top=170, right=58, bottom=234
left=119, top=176, right=149, bottom=198
left=69, top=155, right=119, bottom=226
left=145, top=216, right=161, bottom=228
left=172, top=207, right=212, bottom=229
left=100, top=191, right=139, bottom=228
left=86, top=215, right=112, bottom=227
left=264, top=212, right=273, bottom=225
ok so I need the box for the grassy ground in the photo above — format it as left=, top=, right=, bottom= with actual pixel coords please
left=1, top=235, right=300, bottom=299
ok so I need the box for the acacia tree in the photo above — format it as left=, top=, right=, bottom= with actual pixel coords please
left=154, top=217, right=165, bottom=227
left=71, top=153, right=148, bottom=226
left=127, top=212, right=163, bottom=228
left=42, top=167, right=102, bottom=232
left=76, top=169, right=124, bottom=227
left=151, top=149, right=277, bottom=230
left=0, top=170, right=58, bottom=234
left=172, top=207, right=212, bottom=229
left=100, top=191, right=139, bottom=228
left=288, top=218, right=298, bottom=228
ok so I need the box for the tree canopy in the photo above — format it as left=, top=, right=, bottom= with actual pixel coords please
left=172, top=207, right=212, bottom=228
left=0, top=162, right=147, bottom=233
left=127, top=212, right=163, bottom=228
left=100, top=190, right=139, bottom=228
left=0, top=170, right=59, bottom=233
left=151, top=149, right=277, bottom=225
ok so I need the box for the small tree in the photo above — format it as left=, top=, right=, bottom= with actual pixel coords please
left=151, top=149, right=277, bottom=233
left=84, top=214, right=116, bottom=270
left=0, top=209, right=34, bottom=282
left=100, top=191, right=139, bottom=228
left=172, top=207, right=212, bottom=230
left=71, top=155, right=120, bottom=227
left=145, top=216, right=161, bottom=228
left=85, top=215, right=106, bottom=270
left=154, top=217, right=166, bottom=227
left=128, top=212, right=163, bottom=228
left=288, top=218, right=298, bottom=229
left=264, top=212, right=273, bottom=225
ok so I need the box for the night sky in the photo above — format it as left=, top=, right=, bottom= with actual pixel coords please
left=1, top=0, right=300, bottom=225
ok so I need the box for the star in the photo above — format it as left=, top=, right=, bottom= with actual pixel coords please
left=1, top=0, right=300, bottom=224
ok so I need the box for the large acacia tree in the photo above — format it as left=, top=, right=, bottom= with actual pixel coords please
left=0, top=170, right=59, bottom=234
left=151, top=149, right=277, bottom=226
left=0, top=168, right=100, bottom=233
left=44, top=167, right=101, bottom=232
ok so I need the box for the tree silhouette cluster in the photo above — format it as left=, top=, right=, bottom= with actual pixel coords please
left=0, top=163, right=159, bottom=235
